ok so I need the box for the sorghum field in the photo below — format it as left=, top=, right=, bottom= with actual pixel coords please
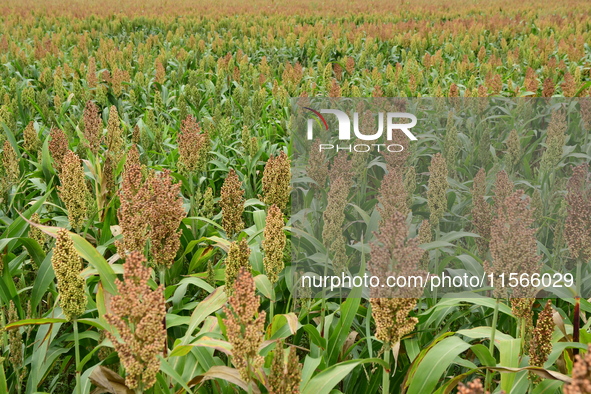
left=1, top=0, right=591, bottom=393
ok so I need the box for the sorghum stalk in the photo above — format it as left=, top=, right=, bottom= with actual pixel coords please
left=485, top=298, right=499, bottom=393
left=73, top=319, right=81, bottom=394
left=383, top=342, right=391, bottom=394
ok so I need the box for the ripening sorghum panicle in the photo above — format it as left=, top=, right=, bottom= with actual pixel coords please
left=427, top=153, right=448, bottom=225
left=542, top=78, right=555, bottom=98
left=471, top=168, right=493, bottom=254
left=155, top=59, right=166, bottom=84
left=224, top=238, right=251, bottom=296
left=125, top=144, right=142, bottom=172
left=371, top=297, right=420, bottom=346
left=178, top=115, right=208, bottom=175
left=418, top=219, right=431, bottom=269
left=263, top=204, right=286, bottom=285
left=351, top=138, right=370, bottom=177
left=223, top=267, right=266, bottom=383
left=86, top=57, right=98, bottom=89
left=329, top=150, right=354, bottom=184
left=7, top=300, right=23, bottom=367
left=2, top=140, right=19, bottom=187
left=262, top=151, right=291, bottom=211
left=117, top=158, right=148, bottom=257
left=524, top=67, right=539, bottom=93
left=144, top=170, right=186, bottom=269
left=82, top=100, right=102, bottom=155
left=52, top=228, right=87, bottom=321
left=23, top=121, right=41, bottom=155
left=529, top=300, right=554, bottom=382
left=307, top=139, right=328, bottom=190
left=565, top=164, right=591, bottom=262
left=457, top=378, right=484, bottom=394
left=49, top=127, right=69, bottom=173
left=111, top=67, right=129, bottom=97
left=268, top=341, right=301, bottom=394
left=562, top=72, right=576, bottom=97
left=105, top=252, right=166, bottom=391
left=443, top=111, right=459, bottom=174
left=241, top=126, right=258, bottom=157
left=369, top=211, right=426, bottom=345
left=493, top=170, right=514, bottom=212
left=200, top=186, right=215, bottom=218
left=378, top=168, right=409, bottom=222
left=220, top=169, right=245, bottom=237
left=539, top=109, right=567, bottom=174
left=404, top=166, right=416, bottom=207
left=105, top=105, right=125, bottom=163
left=506, top=129, right=522, bottom=170
left=58, top=151, right=90, bottom=231
left=322, top=176, right=350, bottom=274
left=531, top=188, right=543, bottom=223
left=564, top=345, right=591, bottom=393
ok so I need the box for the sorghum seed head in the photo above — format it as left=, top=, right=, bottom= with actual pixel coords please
left=307, top=139, right=328, bottom=190
left=529, top=301, right=554, bottom=370
left=49, top=127, right=69, bottom=173
left=23, top=121, right=41, bottom=154
left=565, top=164, right=591, bottom=261
left=178, top=115, right=207, bottom=175
left=564, top=344, right=591, bottom=394
left=220, top=169, right=245, bottom=237
left=7, top=301, right=23, bottom=367
left=52, top=228, right=87, bottom=321
left=225, top=238, right=251, bottom=296
left=269, top=341, right=301, bottom=394
left=2, top=140, right=19, bottom=186
left=200, top=187, right=215, bottom=219
left=82, top=100, right=102, bottom=155
left=262, top=151, right=291, bottom=211
left=378, top=167, right=409, bottom=221
left=539, top=109, right=567, bottom=174
left=427, top=153, right=448, bottom=224
left=263, top=205, right=286, bottom=285
left=58, top=150, right=89, bottom=231
left=145, top=170, right=185, bottom=268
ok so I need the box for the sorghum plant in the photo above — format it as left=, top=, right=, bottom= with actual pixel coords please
left=223, top=267, right=265, bottom=383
